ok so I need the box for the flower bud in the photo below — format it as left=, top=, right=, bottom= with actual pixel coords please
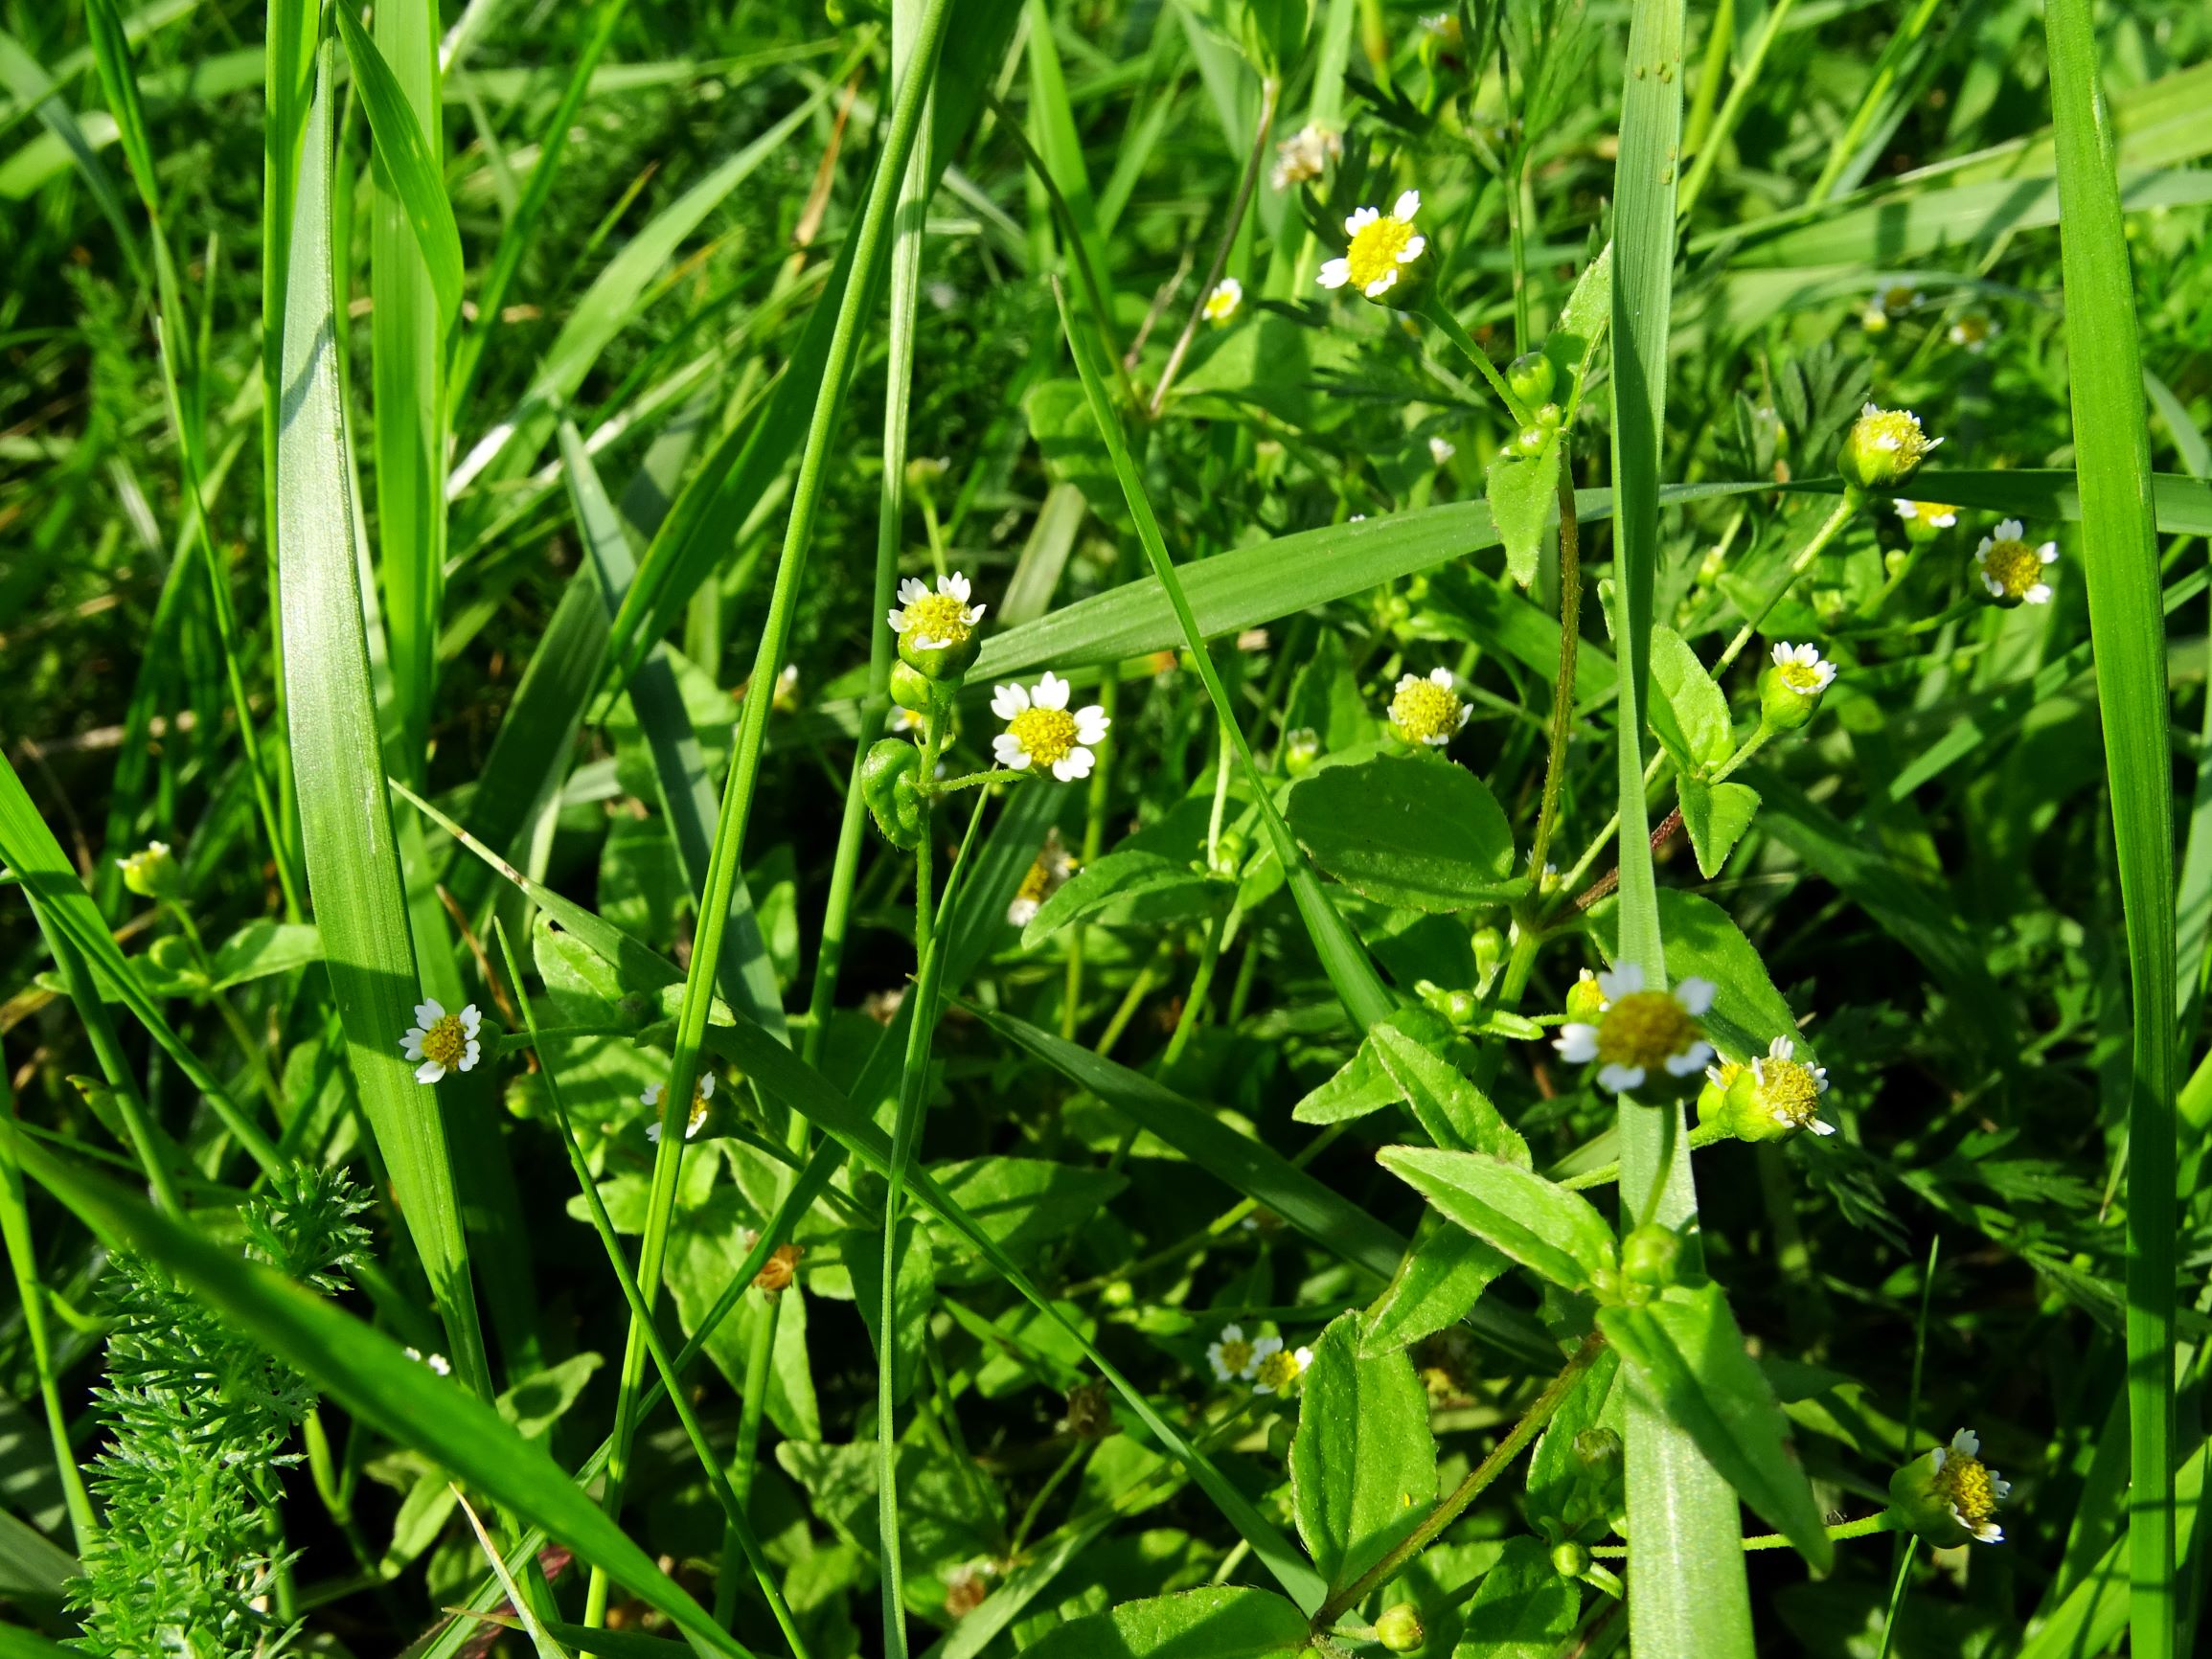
left=504, top=1072, right=547, bottom=1122
left=1376, top=1603, right=1425, bottom=1652
left=1063, top=1382, right=1115, bottom=1440
left=1564, top=968, right=1606, bottom=1026
left=1837, top=404, right=1942, bottom=490
left=1508, top=352, right=1557, bottom=406
left=1550, top=1540, right=1590, bottom=1579
left=1759, top=643, right=1836, bottom=734
left=116, top=840, right=181, bottom=901
left=1472, top=925, right=1507, bottom=986
left=1620, top=1223, right=1682, bottom=1290
left=899, top=628, right=979, bottom=685
left=1282, top=728, right=1322, bottom=777
left=1511, top=422, right=1551, bottom=459
left=1418, top=980, right=1479, bottom=1028
left=860, top=739, right=927, bottom=850
left=889, top=660, right=935, bottom=715
left=1573, top=1426, right=1623, bottom=1475
left=1208, top=830, right=1249, bottom=879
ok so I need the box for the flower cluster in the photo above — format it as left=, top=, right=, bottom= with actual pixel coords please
left=1205, top=1324, right=1312, bottom=1396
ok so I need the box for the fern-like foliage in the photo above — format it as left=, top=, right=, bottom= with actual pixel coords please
left=68, top=1166, right=370, bottom=1659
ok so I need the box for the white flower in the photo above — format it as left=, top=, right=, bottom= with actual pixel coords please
left=1747, top=1036, right=1835, bottom=1137
left=1202, top=277, right=1243, bottom=326
left=886, top=571, right=987, bottom=650
left=1893, top=499, right=1958, bottom=529
left=1206, top=1324, right=1259, bottom=1381
left=1270, top=123, right=1342, bottom=191
left=1318, top=191, right=1426, bottom=302
left=991, top=671, right=1110, bottom=783
left=1552, top=962, right=1717, bottom=1094
left=1768, top=641, right=1836, bottom=694
left=1428, top=435, right=1457, bottom=466
left=1973, top=519, right=2059, bottom=605
left=643, top=1071, right=717, bottom=1143
left=400, top=1000, right=482, bottom=1084
left=1387, top=667, right=1471, bottom=748
left=1930, top=1428, right=2009, bottom=1543
left=1252, top=1342, right=1311, bottom=1396
left=1948, top=313, right=1998, bottom=353
left=403, top=1347, right=452, bottom=1376
left=1859, top=282, right=1922, bottom=330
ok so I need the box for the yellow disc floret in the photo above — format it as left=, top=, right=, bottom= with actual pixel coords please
left=1756, top=1057, right=1824, bottom=1129
left=1935, top=1447, right=1998, bottom=1529
left=420, top=1012, right=468, bottom=1072
left=1980, top=539, right=2040, bottom=599
left=1007, top=706, right=1080, bottom=769
left=1389, top=670, right=1466, bottom=746
left=901, top=591, right=974, bottom=647
left=1596, top=992, right=1700, bottom=1074
left=1348, top=216, right=1416, bottom=291
left=1254, top=1348, right=1305, bottom=1393
left=1217, top=1334, right=1253, bottom=1375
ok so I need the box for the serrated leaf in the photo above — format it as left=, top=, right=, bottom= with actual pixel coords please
left=1380, top=1147, right=1614, bottom=1293
left=1543, top=240, right=1614, bottom=425
left=1022, top=847, right=1215, bottom=946
left=1369, top=1023, right=1531, bottom=1164
left=1291, top=1313, right=1438, bottom=1598
left=1288, top=756, right=1519, bottom=912
left=1452, top=1535, right=1582, bottom=1658
left=1648, top=625, right=1734, bottom=773
left=1596, top=1283, right=1833, bottom=1571
left=1487, top=441, right=1561, bottom=588
left=207, top=920, right=322, bottom=991
left=1361, top=1213, right=1511, bottom=1357
left=1676, top=776, right=1761, bottom=878
left=1019, top=1586, right=1312, bottom=1658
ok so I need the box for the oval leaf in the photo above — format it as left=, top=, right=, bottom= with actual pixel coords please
left=1380, top=1147, right=1615, bottom=1293
left=1291, top=1312, right=1439, bottom=1599
left=1288, top=756, right=1518, bottom=913
left=1020, top=1586, right=1312, bottom=1659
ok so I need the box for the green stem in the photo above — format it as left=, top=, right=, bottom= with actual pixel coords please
left=1713, top=493, right=1859, bottom=672
left=1527, top=473, right=1585, bottom=875
left=1149, top=75, right=1278, bottom=416
left=1593, top=1510, right=1898, bottom=1557
left=1876, top=1534, right=1920, bottom=1659
left=1420, top=289, right=1536, bottom=427
left=1676, top=0, right=1796, bottom=222
left=1562, top=1120, right=1730, bottom=1190
left=1311, top=1332, right=1607, bottom=1629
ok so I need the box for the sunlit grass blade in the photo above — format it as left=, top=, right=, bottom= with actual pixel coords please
left=1607, top=2, right=1752, bottom=1653
left=0, top=1119, right=755, bottom=1659
left=332, top=5, right=462, bottom=330
left=2042, top=4, right=2182, bottom=1653
left=274, top=39, right=488, bottom=1396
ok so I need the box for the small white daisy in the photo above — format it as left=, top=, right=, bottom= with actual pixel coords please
left=1252, top=1342, right=1312, bottom=1396
left=1768, top=642, right=1837, bottom=695
left=1428, top=435, right=1456, bottom=466
left=1202, top=277, right=1243, bottom=326
left=1948, top=313, right=1998, bottom=354
left=1930, top=1428, right=2008, bottom=1543
left=643, top=1071, right=717, bottom=1143
left=1270, top=123, right=1342, bottom=191
left=1387, top=667, right=1471, bottom=748
left=1973, top=519, right=2059, bottom=605
left=886, top=571, right=987, bottom=650
left=1894, top=499, right=1958, bottom=531
left=1206, top=1324, right=1259, bottom=1381
left=400, top=1000, right=482, bottom=1085
left=991, top=671, right=1110, bottom=783
left=1318, top=191, right=1426, bottom=302
left=1552, top=963, right=1717, bottom=1094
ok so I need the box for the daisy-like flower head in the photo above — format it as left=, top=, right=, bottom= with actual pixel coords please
left=401, top=999, right=482, bottom=1085
left=643, top=1070, right=717, bottom=1143
left=1768, top=642, right=1836, bottom=696
left=1202, top=277, right=1243, bottom=326
left=1948, top=313, right=1998, bottom=354
left=1552, top=963, right=1717, bottom=1095
left=1761, top=642, right=1836, bottom=734
left=887, top=571, right=987, bottom=652
left=1206, top=1324, right=1259, bottom=1382
left=116, top=839, right=181, bottom=900
left=1387, top=667, right=1471, bottom=748
left=1973, top=519, right=2059, bottom=606
left=1252, top=1341, right=1312, bottom=1397
left=1270, top=123, right=1343, bottom=191
left=1893, top=499, right=1959, bottom=546
left=1839, top=404, right=1943, bottom=490
left=991, top=671, right=1110, bottom=782
left=1703, top=1035, right=1835, bottom=1142
left=1421, top=11, right=1463, bottom=46
left=1318, top=191, right=1426, bottom=303
left=1930, top=1428, right=2009, bottom=1543
left=1428, top=435, right=1457, bottom=467
left=1859, top=282, right=1923, bottom=332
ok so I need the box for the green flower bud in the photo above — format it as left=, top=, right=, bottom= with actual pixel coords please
left=1508, top=352, right=1557, bottom=406
left=1208, top=830, right=1249, bottom=878
left=1888, top=1429, right=2008, bottom=1547
left=860, top=739, right=927, bottom=850
left=116, top=840, right=181, bottom=901
left=1758, top=643, right=1836, bottom=734
left=889, top=660, right=935, bottom=714
left=1564, top=968, right=1607, bottom=1026
left=1417, top=980, right=1480, bottom=1028
left=1535, top=401, right=1564, bottom=431
left=1620, top=1223, right=1682, bottom=1290
left=1837, top=404, right=1942, bottom=490
left=1511, top=422, right=1551, bottom=459
left=1550, top=1540, right=1590, bottom=1579
left=1472, top=925, right=1507, bottom=986
left=504, top=1072, right=547, bottom=1122
left=1573, top=1426, right=1623, bottom=1475
left=1375, top=1603, right=1425, bottom=1652
left=1282, top=728, right=1322, bottom=777
left=898, top=628, right=979, bottom=685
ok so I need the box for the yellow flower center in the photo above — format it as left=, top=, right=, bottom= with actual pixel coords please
left=1953, top=314, right=1991, bottom=345
left=1936, top=1450, right=1997, bottom=1525
left=1596, top=991, right=1699, bottom=1072
left=1009, top=706, right=1080, bottom=766
left=1347, top=216, right=1415, bottom=291
left=1708, top=1059, right=1746, bottom=1093
left=1981, top=538, right=2041, bottom=600
left=1255, top=1350, right=1303, bottom=1392
left=901, top=591, right=973, bottom=645
left=1217, top=1337, right=1254, bottom=1375
left=421, top=1012, right=467, bottom=1071
left=1756, top=1058, right=1824, bottom=1129
left=1778, top=659, right=1827, bottom=694
left=1861, top=411, right=1934, bottom=467
left=1390, top=679, right=1460, bottom=744
left=1904, top=501, right=1955, bottom=527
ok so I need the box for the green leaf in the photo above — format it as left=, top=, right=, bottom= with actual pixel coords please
left=1544, top=241, right=1615, bottom=425
left=1524, top=1349, right=1623, bottom=1540
left=207, top=921, right=322, bottom=991
left=1018, top=1586, right=1311, bottom=1659
left=1608, top=890, right=1810, bottom=1070
left=1675, top=777, right=1761, bottom=880
left=923, top=1158, right=1127, bottom=1282
left=274, top=46, right=486, bottom=1390
left=0, top=1122, right=748, bottom=1659
left=1022, top=848, right=1216, bottom=947
left=1597, top=1283, right=1833, bottom=1571
left=1287, top=756, right=1519, bottom=913
left=1647, top=625, right=1734, bottom=773
left=848, top=1215, right=935, bottom=1407
left=1292, top=1312, right=1438, bottom=1599
left=331, top=4, right=461, bottom=331
left=1380, top=1147, right=1615, bottom=1293
left=1487, top=443, right=1562, bottom=588
left=1360, top=1214, right=1510, bottom=1359
left=1452, top=1536, right=1582, bottom=1659
left=1368, top=1023, right=1531, bottom=1164
left=1175, top=310, right=1360, bottom=429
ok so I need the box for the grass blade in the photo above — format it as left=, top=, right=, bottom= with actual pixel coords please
left=332, top=3, right=463, bottom=330
left=275, top=38, right=488, bottom=1394
left=2042, top=4, right=2181, bottom=1653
